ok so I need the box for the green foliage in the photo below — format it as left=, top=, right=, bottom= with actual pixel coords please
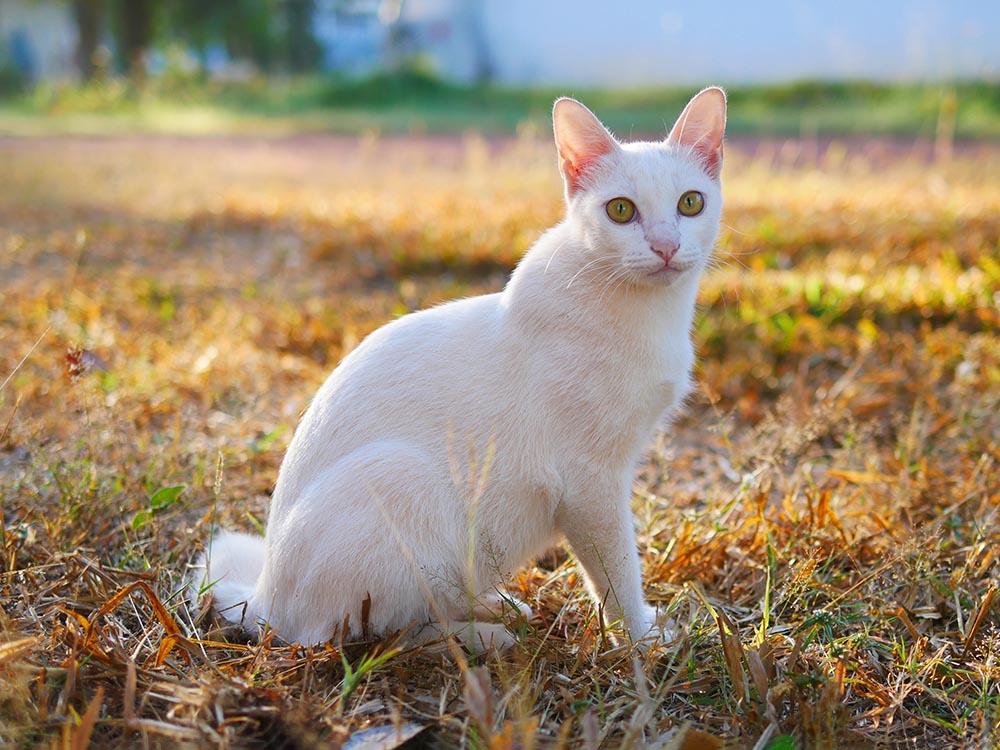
left=132, top=485, right=186, bottom=530
left=339, top=647, right=400, bottom=712
left=161, top=0, right=284, bottom=72
left=3, top=75, right=1000, bottom=137
left=0, top=61, right=27, bottom=97
left=251, top=425, right=287, bottom=454
left=766, top=736, right=798, bottom=750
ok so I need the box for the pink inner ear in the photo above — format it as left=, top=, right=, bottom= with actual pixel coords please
left=560, top=139, right=613, bottom=194
left=697, top=143, right=722, bottom=178
left=668, top=89, right=726, bottom=179
left=554, top=98, right=617, bottom=195
left=672, top=117, right=723, bottom=177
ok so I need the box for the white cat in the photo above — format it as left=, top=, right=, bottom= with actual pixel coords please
left=192, top=88, right=726, bottom=653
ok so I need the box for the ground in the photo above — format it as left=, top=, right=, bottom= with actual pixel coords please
left=1, top=132, right=998, bottom=748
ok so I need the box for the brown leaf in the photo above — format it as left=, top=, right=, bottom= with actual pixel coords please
left=747, top=647, right=770, bottom=701
left=463, top=666, right=494, bottom=735
left=0, top=636, right=37, bottom=666
left=70, top=685, right=104, bottom=750
left=716, top=608, right=748, bottom=704
left=362, top=591, right=373, bottom=641
left=580, top=709, right=600, bottom=750
left=89, top=580, right=190, bottom=667
left=342, top=721, right=428, bottom=750
left=64, top=348, right=108, bottom=381
left=662, top=724, right=724, bottom=750
left=963, top=585, right=998, bottom=655
left=123, top=659, right=136, bottom=728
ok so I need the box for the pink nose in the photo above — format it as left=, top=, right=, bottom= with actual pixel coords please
left=650, top=242, right=678, bottom=263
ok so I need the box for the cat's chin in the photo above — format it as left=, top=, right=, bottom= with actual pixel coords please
left=635, top=264, right=691, bottom=289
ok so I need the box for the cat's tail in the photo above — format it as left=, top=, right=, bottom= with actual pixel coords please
left=189, top=531, right=266, bottom=631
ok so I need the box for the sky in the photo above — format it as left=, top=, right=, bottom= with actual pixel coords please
left=478, top=0, right=999, bottom=85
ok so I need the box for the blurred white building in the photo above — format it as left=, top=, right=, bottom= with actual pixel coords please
left=313, top=0, right=493, bottom=81
left=316, top=0, right=998, bottom=85
left=1, top=0, right=996, bottom=86
left=0, top=0, right=75, bottom=83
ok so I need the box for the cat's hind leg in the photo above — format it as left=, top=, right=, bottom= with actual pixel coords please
left=448, top=591, right=532, bottom=622
left=415, top=592, right=530, bottom=655
left=412, top=618, right=518, bottom=655
left=255, top=440, right=463, bottom=644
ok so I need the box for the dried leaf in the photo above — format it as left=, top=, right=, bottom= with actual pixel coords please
left=0, top=636, right=37, bottom=666
left=463, top=666, right=493, bottom=735
left=716, top=609, right=748, bottom=704
left=70, top=686, right=104, bottom=750
left=343, top=722, right=428, bottom=750
left=963, top=585, right=998, bottom=655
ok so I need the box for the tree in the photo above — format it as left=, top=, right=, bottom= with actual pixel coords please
left=284, top=0, right=319, bottom=73
left=71, top=0, right=102, bottom=81
left=164, top=0, right=283, bottom=73
left=115, top=0, right=154, bottom=80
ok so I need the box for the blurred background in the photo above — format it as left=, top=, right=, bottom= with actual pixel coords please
left=0, top=0, right=998, bottom=138
left=2, top=4, right=1000, bottom=747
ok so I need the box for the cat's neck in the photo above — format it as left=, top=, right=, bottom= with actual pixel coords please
left=501, top=222, right=700, bottom=348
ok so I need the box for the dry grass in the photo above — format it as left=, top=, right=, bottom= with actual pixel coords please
left=1, top=131, right=998, bottom=748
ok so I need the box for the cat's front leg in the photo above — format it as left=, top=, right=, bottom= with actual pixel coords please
left=556, top=477, right=665, bottom=646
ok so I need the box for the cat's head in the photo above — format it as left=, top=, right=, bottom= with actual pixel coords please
left=552, top=88, right=726, bottom=289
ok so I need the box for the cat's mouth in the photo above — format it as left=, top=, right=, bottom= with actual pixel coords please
left=647, top=262, right=693, bottom=279
left=622, top=257, right=696, bottom=286
left=648, top=265, right=680, bottom=277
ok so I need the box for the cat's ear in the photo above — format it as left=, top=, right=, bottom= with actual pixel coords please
left=667, top=87, right=727, bottom=179
left=553, top=97, right=618, bottom=196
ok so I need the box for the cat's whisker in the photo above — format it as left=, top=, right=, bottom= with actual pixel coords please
left=543, top=238, right=576, bottom=274
left=721, top=221, right=751, bottom=237
left=592, top=270, right=621, bottom=306
left=603, top=271, right=632, bottom=306
left=590, top=271, right=625, bottom=307
left=717, top=245, right=760, bottom=257
left=712, top=252, right=751, bottom=273
left=564, top=256, right=621, bottom=289
left=718, top=254, right=751, bottom=272
left=594, top=266, right=635, bottom=307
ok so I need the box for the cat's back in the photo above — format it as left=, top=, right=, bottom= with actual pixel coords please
left=275, top=292, right=511, bottom=492
left=344, top=291, right=504, bottom=375
left=319, top=292, right=508, bottom=414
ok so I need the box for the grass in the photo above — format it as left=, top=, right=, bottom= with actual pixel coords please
left=1, top=128, right=998, bottom=747
left=1, top=74, right=999, bottom=137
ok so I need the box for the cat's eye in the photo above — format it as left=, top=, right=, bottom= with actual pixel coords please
left=606, top=197, right=636, bottom=224
left=677, top=190, right=705, bottom=217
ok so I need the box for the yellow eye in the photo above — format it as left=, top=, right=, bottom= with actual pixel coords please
left=678, top=190, right=705, bottom=217
left=606, top=197, right=636, bottom=224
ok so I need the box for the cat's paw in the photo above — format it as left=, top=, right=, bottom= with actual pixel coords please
left=466, top=592, right=533, bottom=623
left=456, top=622, right=519, bottom=654
left=418, top=620, right=519, bottom=655
left=497, top=594, right=533, bottom=622
left=630, top=605, right=677, bottom=649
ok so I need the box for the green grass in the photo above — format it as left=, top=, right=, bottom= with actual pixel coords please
left=1, top=71, right=998, bottom=137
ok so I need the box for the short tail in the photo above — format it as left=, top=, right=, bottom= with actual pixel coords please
left=189, top=531, right=266, bottom=630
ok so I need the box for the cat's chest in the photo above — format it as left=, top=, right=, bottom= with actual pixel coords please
left=630, top=334, right=692, bottom=395
left=646, top=374, right=685, bottom=413
left=561, top=337, right=693, bottom=428
left=629, top=364, right=690, bottom=425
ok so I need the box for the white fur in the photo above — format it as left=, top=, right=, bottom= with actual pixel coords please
left=191, top=89, right=727, bottom=652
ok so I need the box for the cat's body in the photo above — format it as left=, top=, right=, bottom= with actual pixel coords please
left=193, top=89, right=727, bottom=651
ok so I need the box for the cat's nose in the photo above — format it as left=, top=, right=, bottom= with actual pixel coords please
left=646, top=223, right=680, bottom=264
left=649, top=242, right=678, bottom=263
